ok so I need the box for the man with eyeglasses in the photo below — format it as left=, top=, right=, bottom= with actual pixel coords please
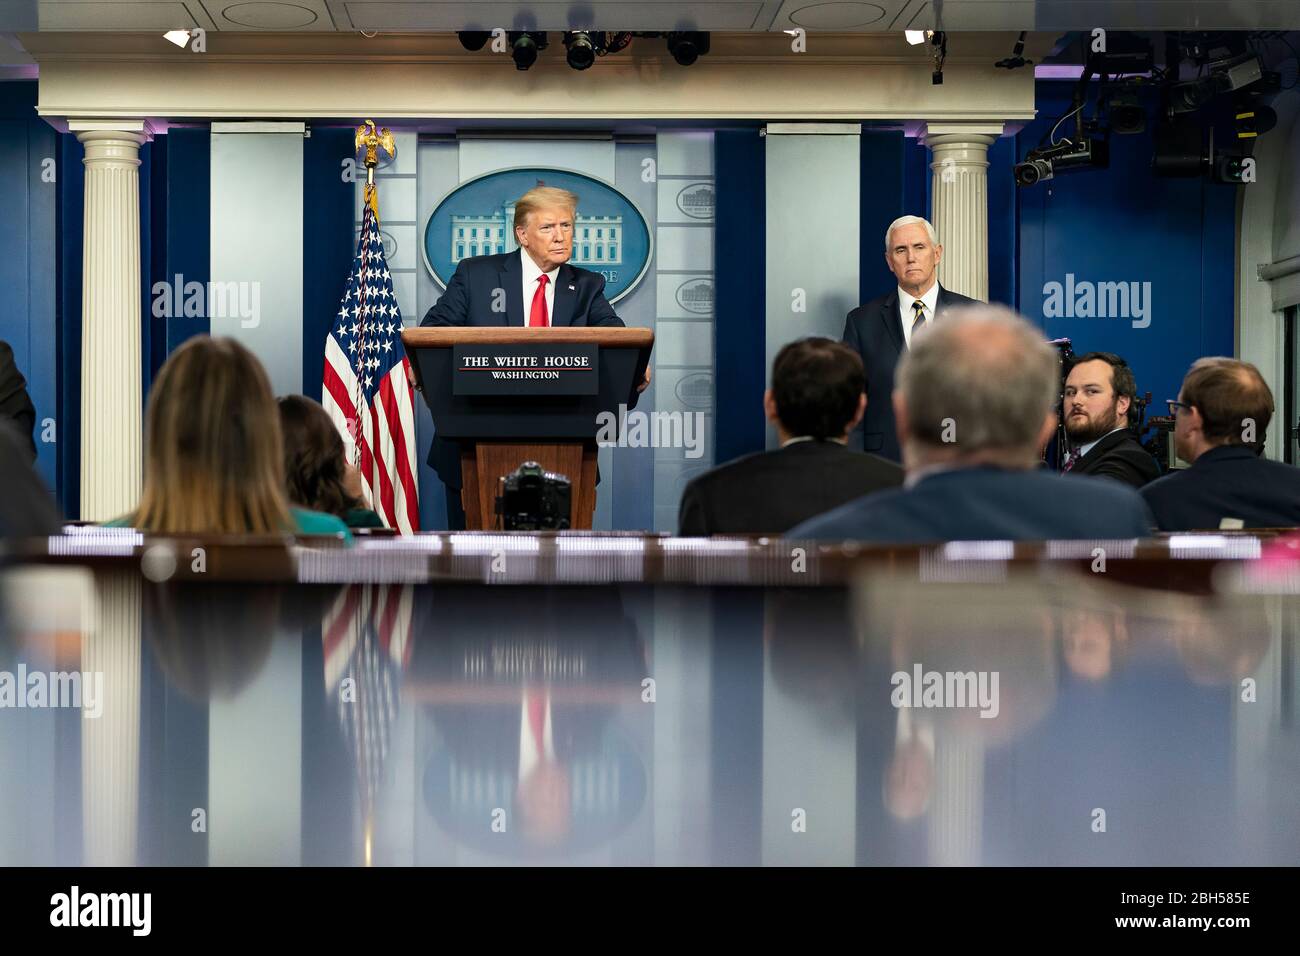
left=1141, top=357, right=1300, bottom=530
left=1060, top=351, right=1160, bottom=488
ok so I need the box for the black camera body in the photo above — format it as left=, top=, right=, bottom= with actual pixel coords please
left=496, top=461, right=572, bottom=531
left=1015, top=137, right=1109, bottom=186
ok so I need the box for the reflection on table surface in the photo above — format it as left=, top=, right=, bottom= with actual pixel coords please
left=1, top=549, right=1297, bottom=865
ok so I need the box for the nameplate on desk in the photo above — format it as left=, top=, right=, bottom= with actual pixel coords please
left=452, top=343, right=599, bottom=396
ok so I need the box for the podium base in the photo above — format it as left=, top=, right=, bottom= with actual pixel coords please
left=461, top=440, right=598, bottom=530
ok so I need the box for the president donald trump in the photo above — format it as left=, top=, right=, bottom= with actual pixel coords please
left=419, top=185, right=648, bottom=528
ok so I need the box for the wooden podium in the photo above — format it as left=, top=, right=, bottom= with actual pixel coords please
left=402, top=326, right=654, bottom=529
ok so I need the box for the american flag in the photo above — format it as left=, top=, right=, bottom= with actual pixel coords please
left=322, top=203, right=419, bottom=533
left=322, top=584, right=414, bottom=816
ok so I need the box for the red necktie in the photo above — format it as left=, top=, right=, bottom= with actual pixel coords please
left=528, top=694, right=547, bottom=752
left=529, top=274, right=549, bottom=328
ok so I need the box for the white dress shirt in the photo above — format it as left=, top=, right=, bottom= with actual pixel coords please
left=520, top=250, right=559, bottom=327
left=899, top=281, right=941, bottom=350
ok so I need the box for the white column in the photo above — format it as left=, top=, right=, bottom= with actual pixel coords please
left=920, top=122, right=1003, bottom=302
left=81, top=570, right=142, bottom=866
left=71, top=121, right=148, bottom=522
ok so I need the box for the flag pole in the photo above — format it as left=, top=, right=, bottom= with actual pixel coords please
left=351, top=120, right=396, bottom=469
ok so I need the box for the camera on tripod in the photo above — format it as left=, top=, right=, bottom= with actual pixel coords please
left=495, top=461, right=572, bottom=530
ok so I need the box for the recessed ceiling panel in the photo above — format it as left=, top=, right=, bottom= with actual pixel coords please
left=342, top=2, right=763, bottom=32
left=200, top=0, right=336, bottom=29
left=783, top=2, right=890, bottom=30
left=38, top=1, right=205, bottom=30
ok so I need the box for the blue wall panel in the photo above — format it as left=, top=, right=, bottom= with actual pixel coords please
left=28, top=119, right=58, bottom=489
left=56, top=132, right=83, bottom=517
left=148, top=137, right=168, bottom=391
left=302, top=128, right=355, bottom=400
left=162, top=128, right=211, bottom=357
left=0, top=83, right=58, bottom=498
left=859, top=129, right=907, bottom=304
left=713, top=129, right=766, bottom=466
left=139, top=142, right=153, bottom=408
left=1017, top=82, right=1237, bottom=426
left=987, top=135, right=1018, bottom=308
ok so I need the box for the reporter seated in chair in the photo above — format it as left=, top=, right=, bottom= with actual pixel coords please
left=788, top=306, right=1154, bottom=544
left=278, top=395, right=384, bottom=530
left=678, top=337, right=902, bottom=536
left=1060, top=351, right=1159, bottom=488
left=103, top=337, right=350, bottom=540
left=1141, top=357, right=1300, bottom=530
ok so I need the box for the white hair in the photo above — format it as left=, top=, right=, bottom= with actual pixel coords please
left=885, top=215, right=938, bottom=251
left=896, top=304, right=1059, bottom=455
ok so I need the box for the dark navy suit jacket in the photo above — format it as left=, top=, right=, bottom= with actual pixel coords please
left=418, top=250, right=624, bottom=488
left=1140, top=445, right=1300, bottom=531
left=678, top=439, right=903, bottom=536
left=841, top=285, right=979, bottom=462
left=787, top=466, right=1155, bottom=543
left=0, top=338, right=37, bottom=463
left=1068, top=428, right=1161, bottom=489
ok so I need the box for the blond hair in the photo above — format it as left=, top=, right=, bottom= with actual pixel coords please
left=130, top=336, right=293, bottom=534
left=513, top=186, right=579, bottom=237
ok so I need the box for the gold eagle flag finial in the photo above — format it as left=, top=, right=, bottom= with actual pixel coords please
left=355, top=119, right=397, bottom=222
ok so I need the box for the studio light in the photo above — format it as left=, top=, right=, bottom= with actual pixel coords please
left=666, top=32, right=710, bottom=67
left=995, top=32, right=1032, bottom=70
left=930, top=30, right=947, bottom=85
left=1107, top=90, right=1147, bottom=135
left=904, top=30, right=929, bottom=46
left=1152, top=119, right=1204, bottom=177
left=163, top=29, right=192, bottom=49
left=508, top=32, right=546, bottom=71
left=1235, top=103, right=1278, bottom=139
left=564, top=31, right=597, bottom=71
left=458, top=31, right=491, bottom=52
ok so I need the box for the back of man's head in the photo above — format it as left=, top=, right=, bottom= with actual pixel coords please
left=771, top=338, right=865, bottom=441
left=1181, top=357, right=1273, bottom=449
left=896, top=305, right=1058, bottom=466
